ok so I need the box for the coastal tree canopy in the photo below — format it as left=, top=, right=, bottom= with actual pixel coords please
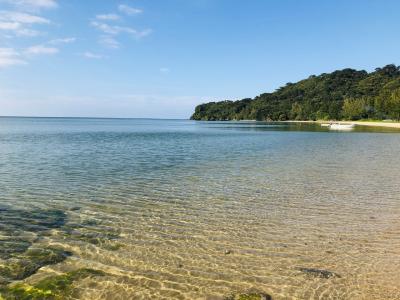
left=191, top=64, right=400, bottom=121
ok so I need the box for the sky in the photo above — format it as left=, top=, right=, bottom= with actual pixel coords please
left=0, top=0, right=399, bottom=118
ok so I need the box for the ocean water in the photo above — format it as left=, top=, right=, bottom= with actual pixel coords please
left=0, top=117, right=400, bottom=299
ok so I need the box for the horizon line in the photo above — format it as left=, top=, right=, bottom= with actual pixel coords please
left=0, top=115, right=190, bottom=120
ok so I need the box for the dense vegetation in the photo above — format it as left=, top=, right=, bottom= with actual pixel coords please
left=191, top=64, right=400, bottom=121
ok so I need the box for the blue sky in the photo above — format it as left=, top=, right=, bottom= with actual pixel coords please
left=0, top=0, right=399, bottom=118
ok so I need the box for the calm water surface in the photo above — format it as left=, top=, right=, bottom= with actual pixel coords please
left=1, top=118, right=400, bottom=299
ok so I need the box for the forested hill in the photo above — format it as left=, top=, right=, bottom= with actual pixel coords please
left=191, top=64, right=400, bottom=121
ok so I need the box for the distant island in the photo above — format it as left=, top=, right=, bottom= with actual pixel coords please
left=191, top=64, right=400, bottom=122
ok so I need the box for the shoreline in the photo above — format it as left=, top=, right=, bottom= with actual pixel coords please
left=286, top=120, right=400, bottom=129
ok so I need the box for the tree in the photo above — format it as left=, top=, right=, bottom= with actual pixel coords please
left=342, top=98, right=366, bottom=120
left=190, top=65, right=400, bottom=121
left=290, top=102, right=303, bottom=120
left=387, top=88, right=400, bottom=120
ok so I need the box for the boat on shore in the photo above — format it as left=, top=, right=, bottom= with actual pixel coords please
left=322, top=122, right=355, bottom=130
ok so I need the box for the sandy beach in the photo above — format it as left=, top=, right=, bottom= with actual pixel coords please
left=287, top=120, right=400, bottom=129
left=350, top=121, right=400, bottom=128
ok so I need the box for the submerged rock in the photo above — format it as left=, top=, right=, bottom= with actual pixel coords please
left=0, top=247, right=72, bottom=281
left=0, top=238, right=32, bottom=260
left=0, top=205, right=120, bottom=292
left=225, top=290, right=272, bottom=300
left=61, top=221, right=121, bottom=250
left=0, top=208, right=67, bottom=233
left=0, top=268, right=106, bottom=300
left=69, top=230, right=120, bottom=245
left=0, top=207, right=67, bottom=260
left=298, top=267, right=341, bottom=279
left=69, top=207, right=81, bottom=211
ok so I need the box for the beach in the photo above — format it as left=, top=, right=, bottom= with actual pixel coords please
left=350, top=121, right=400, bottom=128
left=287, top=120, right=400, bottom=129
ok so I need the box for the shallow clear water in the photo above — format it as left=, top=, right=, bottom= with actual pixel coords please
left=1, top=118, right=400, bottom=299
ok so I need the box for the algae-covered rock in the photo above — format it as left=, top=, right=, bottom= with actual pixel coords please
left=0, top=248, right=72, bottom=281
left=0, top=268, right=106, bottom=300
left=0, top=284, right=54, bottom=300
left=0, top=238, right=32, bottom=260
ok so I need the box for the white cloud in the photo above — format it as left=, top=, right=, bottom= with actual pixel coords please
left=82, top=51, right=104, bottom=59
left=96, top=14, right=120, bottom=21
left=91, top=21, right=151, bottom=39
left=90, top=5, right=150, bottom=51
left=0, top=21, right=20, bottom=30
left=15, top=28, right=40, bottom=36
left=0, top=47, right=26, bottom=67
left=0, top=11, right=50, bottom=24
left=24, top=44, right=58, bottom=55
left=118, top=4, right=142, bottom=16
left=134, top=28, right=152, bottom=38
left=0, top=11, right=50, bottom=36
left=91, top=21, right=119, bottom=35
left=1, top=0, right=58, bottom=11
left=48, top=37, right=76, bottom=44
left=99, top=36, right=120, bottom=49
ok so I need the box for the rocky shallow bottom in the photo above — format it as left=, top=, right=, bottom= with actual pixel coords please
left=0, top=206, right=350, bottom=299
left=0, top=206, right=119, bottom=299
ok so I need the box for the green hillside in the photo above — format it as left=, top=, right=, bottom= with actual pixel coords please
left=191, top=64, right=400, bottom=121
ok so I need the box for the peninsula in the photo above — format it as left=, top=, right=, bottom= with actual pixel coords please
left=191, top=64, right=400, bottom=124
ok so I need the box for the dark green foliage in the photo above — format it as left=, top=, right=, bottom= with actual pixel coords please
left=191, top=65, right=400, bottom=121
left=0, top=268, right=105, bottom=300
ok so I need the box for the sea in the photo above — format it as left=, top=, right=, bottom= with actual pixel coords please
left=0, top=117, right=399, bottom=299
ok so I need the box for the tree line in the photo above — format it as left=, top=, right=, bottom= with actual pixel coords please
left=191, top=64, right=400, bottom=121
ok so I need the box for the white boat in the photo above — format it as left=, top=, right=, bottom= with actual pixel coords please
left=322, top=123, right=355, bottom=130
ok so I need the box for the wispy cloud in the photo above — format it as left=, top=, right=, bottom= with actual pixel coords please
left=90, top=21, right=119, bottom=35
left=24, top=44, right=58, bottom=55
left=0, top=11, right=50, bottom=24
left=0, top=42, right=64, bottom=68
left=99, top=35, right=120, bottom=49
left=48, top=37, right=76, bottom=44
left=82, top=51, right=105, bottom=59
left=0, top=21, right=20, bottom=30
left=89, top=3, right=150, bottom=51
left=1, top=0, right=58, bottom=11
left=91, top=21, right=151, bottom=39
left=0, top=10, right=50, bottom=36
left=96, top=14, right=120, bottom=21
left=15, top=28, right=41, bottom=36
left=118, top=4, right=142, bottom=16
left=0, top=47, right=26, bottom=67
